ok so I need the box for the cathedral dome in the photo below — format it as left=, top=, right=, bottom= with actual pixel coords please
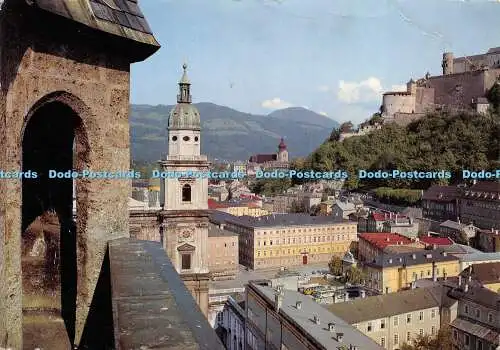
left=168, top=63, right=201, bottom=131
left=168, top=104, right=200, bottom=130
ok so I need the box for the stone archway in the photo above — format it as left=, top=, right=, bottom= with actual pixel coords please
left=21, top=91, right=90, bottom=349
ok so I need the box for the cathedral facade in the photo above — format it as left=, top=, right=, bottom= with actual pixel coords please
left=159, top=64, right=210, bottom=316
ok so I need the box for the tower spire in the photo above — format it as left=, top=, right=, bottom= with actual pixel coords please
left=177, top=63, right=192, bottom=103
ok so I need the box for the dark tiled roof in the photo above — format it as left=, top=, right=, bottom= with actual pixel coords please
left=451, top=318, right=499, bottom=345
left=326, top=288, right=441, bottom=324
left=464, top=262, right=500, bottom=284
left=208, top=224, right=238, bottom=238
left=366, top=248, right=458, bottom=268
left=422, top=185, right=460, bottom=201
left=210, top=211, right=351, bottom=228
left=449, top=285, right=500, bottom=310
left=466, top=181, right=500, bottom=195
left=249, top=154, right=277, bottom=163
left=31, top=0, right=160, bottom=48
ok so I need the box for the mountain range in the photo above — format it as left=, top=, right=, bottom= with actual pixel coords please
left=130, top=103, right=339, bottom=162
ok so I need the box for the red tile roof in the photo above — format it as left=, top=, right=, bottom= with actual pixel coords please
left=419, top=236, right=454, bottom=246
left=371, top=212, right=388, bottom=221
left=208, top=199, right=229, bottom=209
left=359, top=233, right=413, bottom=250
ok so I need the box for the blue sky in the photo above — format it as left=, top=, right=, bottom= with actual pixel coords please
left=131, top=0, right=500, bottom=123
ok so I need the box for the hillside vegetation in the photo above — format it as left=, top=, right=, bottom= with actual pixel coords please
left=130, top=103, right=339, bottom=162
left=305, top=107, right=500, bottom=190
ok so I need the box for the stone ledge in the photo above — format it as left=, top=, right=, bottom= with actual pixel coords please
left=108, top=238, right=225, bottom=350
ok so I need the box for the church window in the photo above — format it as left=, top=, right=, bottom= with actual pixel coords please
left=183, top=136, right=190, bottom=141
left=182, top=184, right=191, bottom=202
left=172, top=136, right=178, bottom=141
left=181, top=253, right=191, bottom=270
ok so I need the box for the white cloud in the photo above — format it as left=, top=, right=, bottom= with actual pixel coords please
left=337, top=77, right=383, bottom=103
left=261, top=97, right=293, bottom=110
left=317, top=85, right=330, bottom=92
left=391, top=84, right=407, bottom=92
left=319, top=111, right=328, bottom=116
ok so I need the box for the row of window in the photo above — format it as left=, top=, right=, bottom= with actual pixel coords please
left=379, top=328, right=434, bottom=347
left=463, top=304, right=495, bottom=323
left=257, top=234, right=352, bottom=246
left=256, top=226, right=355, bottom=235
left=366, top=310, right=437, bottom=333
left=171, top=135, right=199, bottom=142
left=256, top=245, right=347, bottom=257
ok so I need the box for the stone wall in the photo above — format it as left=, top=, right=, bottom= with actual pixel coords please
left=0, top=10, right=131, bottom=348
left=428, top=70, right=488, bottom=109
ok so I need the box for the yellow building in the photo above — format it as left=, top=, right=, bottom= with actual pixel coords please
left=363, top=249, right=460, bottom=294
left=217, top=206, right=270, bottom=217
left=210, top=212, right=358, bottom=270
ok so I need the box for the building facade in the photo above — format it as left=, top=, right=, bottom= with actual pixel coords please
left=211, top=212, right=358, bottom=270
left=449, top=285, right=500, bottom=350
left=327, top=288, right=443, bottom=350
left=422, top=185, right=461, bottom=221
left=219, top=296, right=246, bottom=350
left=460, top=181, right=500, bottom=231
left=362, top=249, right=460, bottom=294
left=158, top=64, right=210, bottom=316
left=208, top=224, right=239, bottom=280
left=245, top=281, right=384, bottom=350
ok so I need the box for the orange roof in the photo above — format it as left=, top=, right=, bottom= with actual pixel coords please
left=359, top=233, right=413, bottom=250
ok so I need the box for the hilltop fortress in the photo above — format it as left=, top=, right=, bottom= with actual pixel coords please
left=381, top=47, right=500, bottom=126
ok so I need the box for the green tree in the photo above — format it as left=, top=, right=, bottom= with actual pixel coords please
left=328, top=255, right=343, bottom=276
left=346, top=266, right=366, bottom=285
left=400, top=326, right=454, bottom=350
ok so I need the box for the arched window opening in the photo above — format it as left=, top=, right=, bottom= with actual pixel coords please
left=182, top=184, right=191, bottom=202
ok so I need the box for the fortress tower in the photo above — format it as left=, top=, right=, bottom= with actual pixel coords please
left=442, top=52, right=454, bottom=75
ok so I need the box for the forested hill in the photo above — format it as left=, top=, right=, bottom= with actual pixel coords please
left=305, top=110, right=500, bottom=190
left=130, top=103, right=339, bottom=162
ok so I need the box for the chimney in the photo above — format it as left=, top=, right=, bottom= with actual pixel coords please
left=432, top=263, right=437, bottom=282
left=337, top=332, right=344, bottom=342
left=411, top=281, right=416, bottom=289
left=361, top=290, right=366, bottom=298
left=443, top=272, right=447, bottom=280
left=219, top=223, right=225, bottom=230
left=458, top=275, right=462, bottom=287
left=328, top=322, right=336, bottom=332
left=296, top=301, right=302, bottom=310
left=313, top=315, right=320, bottom=325
left=345, top=292, right=349, bottom=301
left=432, top=244, right=437, bottom=250
left=464, top=283, right=469, bottom=292
left=275, top=286, right=284, bottom=311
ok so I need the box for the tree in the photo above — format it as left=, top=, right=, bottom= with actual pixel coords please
left=346, top=266, right=366, bottom=285
left=328, top=256, right=343, bottom=276
left=399, top=326, right=454, bottom=350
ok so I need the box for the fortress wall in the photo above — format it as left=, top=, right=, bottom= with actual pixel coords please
left=484, top=69, right=500, bottom=90
left=415, top=87, right=435, bottom=113
left=428, top=70, right=486, bottom=108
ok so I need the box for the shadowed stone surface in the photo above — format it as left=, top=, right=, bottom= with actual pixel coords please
left=109, top=238, right=225, bottom=350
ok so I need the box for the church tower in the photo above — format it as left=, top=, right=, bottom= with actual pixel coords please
left=277, top=137, right=289, bottom=163
left=159, top=63, right=210, bottom=316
